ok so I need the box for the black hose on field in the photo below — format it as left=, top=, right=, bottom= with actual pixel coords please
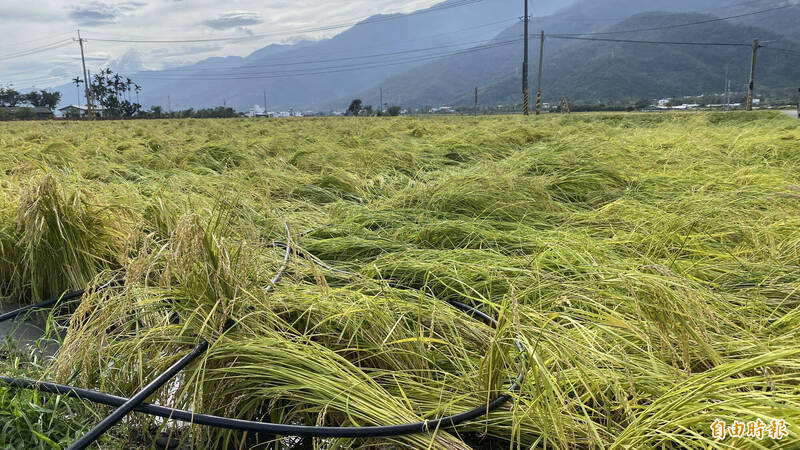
left=0, top=278, right=125, bottom=324
left=67, top=223, right=293, bottom=450
left=0, top=225, right=526, bottom=446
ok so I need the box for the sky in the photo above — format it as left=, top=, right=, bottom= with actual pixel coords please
left=0, top=0, right=450, bottom=90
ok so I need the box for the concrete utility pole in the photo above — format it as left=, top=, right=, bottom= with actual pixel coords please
left=746, top=39, right=759, bottom=111
left=380, top=87, right=384, bottom=115
left=263, top=90, right=268, bottom=115
left=75, top=30, right=92, bottom=119
left=522, top=0, right=529, bottom=115
left=474, top=87, right=479, bottom=116
left=536, top=30, right=544, bottom=115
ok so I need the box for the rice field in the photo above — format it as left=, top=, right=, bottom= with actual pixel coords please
left=0, top=112, right=799, bottom=449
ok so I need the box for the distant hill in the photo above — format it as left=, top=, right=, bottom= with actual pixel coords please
left=555, top=0, right=800, bottom=41
left=58, top=0, right=548, bottom=111
left=51, top=0, right=800, bottom=111
left=483, top=12, right=800, bottom=105
left=343, top=10, right=800, bottom=108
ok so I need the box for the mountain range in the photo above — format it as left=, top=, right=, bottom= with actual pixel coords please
left=53, top=0, right=800, bottom=111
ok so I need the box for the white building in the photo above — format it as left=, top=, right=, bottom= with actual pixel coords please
left=247, top=105, right=268, bottom=118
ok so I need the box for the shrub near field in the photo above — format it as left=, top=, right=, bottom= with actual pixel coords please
left=0, top=113, right=799, bottom=449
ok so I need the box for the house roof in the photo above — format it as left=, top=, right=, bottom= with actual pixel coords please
left=0, top=106, right=52, bottom=114
left=59, top=105, right=106, bottom=111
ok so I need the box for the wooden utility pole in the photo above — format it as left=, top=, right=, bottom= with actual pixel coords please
left=75, top=30, right=92, bottom=119
left=536, top=31, right=544, bottom=115
left=746, top=39, right=759, bottom=111
left=522, top=0, right=529, bottom=115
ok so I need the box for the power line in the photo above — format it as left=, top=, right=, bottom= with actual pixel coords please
left=761, top=46, right=800, bottom=57
left=533, top=0, right=784, bottom=25
left=83, top=0, right=487, bottom=44
left=557, top=3, right=795, bottom=37
left=549, top=35, right=754, bottom=47
left=0, top=39, right=73, bottom=62
left=2, top=32, right=73, bottom=49
left=133, top=39, right=522, bottom=81
left=152, top=22, right=519, bottom=73
left=0, top=75, right=66, bottom=87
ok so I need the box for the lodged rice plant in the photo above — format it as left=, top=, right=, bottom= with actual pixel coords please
left=0, top=112, right=798, bottom=449
left=0, top=173, right=129, bottom=305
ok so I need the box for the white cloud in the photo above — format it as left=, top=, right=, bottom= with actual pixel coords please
left=0, top=0, right=448, bottom=87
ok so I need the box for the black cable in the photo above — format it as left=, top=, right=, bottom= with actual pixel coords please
left=0, top=376, right=516, bottom=438
left=66, top=223, right=292, bottom=449
left=0, top=40, right=73, bottom=63
left=556, top=3, right=795, bottom=37
left=0, top=226, right=525, bottom=444
left=0, top=279, right=125, bottom=323
left=66, top=341, right=211, bottom=450
left=761, top=46, right=800, bottom=57
left=0, top=296, right=525, bottom=440
left=133, top=39, right=521, bottom=81
left=548, top=35, right=753, bottom=47
left=153, top=36, right=514, bottom=74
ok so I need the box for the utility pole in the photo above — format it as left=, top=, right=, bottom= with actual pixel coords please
left=536, top=30, right=544, bottom=115
left=263, top=90, right=268, bottom=116
left=75, top=30, right=92, bottom=119
left=168, top=95, right=172, bottom=115
left=380, top=87, right=384, bottom=115
left=796, top=87, right=799, bottom=119
left=474, top=87, right=479, bottom=117
left=746, top=39, right=759, bottom=111
left=522, top=0, right=529, bottom=115
left=87, top=70, right=94, bottom=115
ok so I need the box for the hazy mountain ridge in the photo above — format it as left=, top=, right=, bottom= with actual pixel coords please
left=478, top=11, right=800, bottom=105
left=343, top=3, right=800, bottom=110
left=58, top=0, right=526, bottom=111
left=52, top=0, right=800, bottom=111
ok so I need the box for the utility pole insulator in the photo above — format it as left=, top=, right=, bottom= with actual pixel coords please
left=746, top=39, right=759, bottom=111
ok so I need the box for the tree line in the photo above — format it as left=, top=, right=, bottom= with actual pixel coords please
left=0, top=87, right=61, bottom=110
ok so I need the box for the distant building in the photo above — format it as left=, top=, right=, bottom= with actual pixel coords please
left=247, top=105, right=270, bottom=118
left=0, top=106, right=53, bottom=119
left=58, top=105, right=107, bottom=118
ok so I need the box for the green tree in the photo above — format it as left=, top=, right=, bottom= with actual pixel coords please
left=347, top=99, right=362, bottom=116
left=89, top=68, right=142, bottom=117
left=40, top=91, right=62, bottom=111
left=24, top=90, right=61, bottom=111
left=387, top=105, right=402, bottom=116
left=0, top=87, right=22, bottom=106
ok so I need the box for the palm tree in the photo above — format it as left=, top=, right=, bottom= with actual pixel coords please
left=72, top=77, right=83, bottom=106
